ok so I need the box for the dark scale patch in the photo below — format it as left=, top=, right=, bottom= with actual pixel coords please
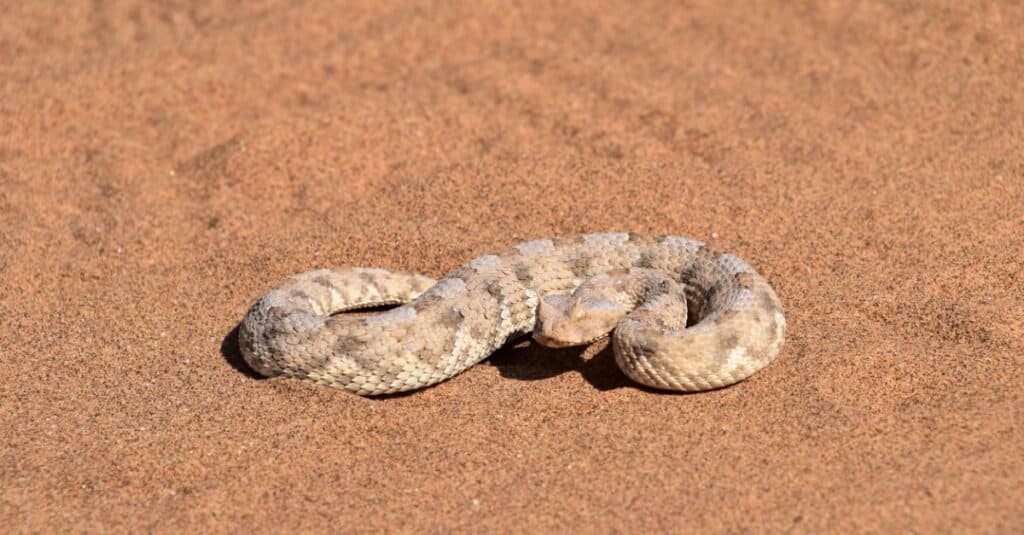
left=247, top=313, right=286, bottom=364
left=553, top=235, right=588, bottom=248
left=261, top=324, right=288, bottom=355
left=415, top=309, right=467, bottom=370
left=438, top=306, right=465, bottom=329
left=764, top=313, right=779, bottom=346
left=313, top=274, right=338, bottom=291
left=696, top=244, right=720, bottom=260
left=757, top=289, right=783, bottom=317
left=714, top=331, right=741, bottom=366
left=477, top=282, right=507, bottom=322
left=513, top=262, right=535, bottom=285
left=483, top=279, right=506, bottom=301
left=333, top=334, right=368, bottom=356
left=732, top=271, right=756, bottom=291
left=567, top=251, right=593, bottom=278
left=448, top=265, right=481, bottom=283
left=358, top=271, right=380, bottom=284
left=337, top=334, right=379, bottom=371
left=264, top=307, right=298, bottom=339
left=634, top=336, right=661, bottom=359
left=628, top=309, right=670, bottom=331
left=289, top=289, right=314, bottom=303
left=627, top=232, right=658, bottom=246
left=635, top=251, right=656, bottom=269
left=411, top=292, right=445, bottom=314
left=652, top=277, right=675, bottom=296
left=497, top=243, right=523, bottom=258
left=699, top=246, right=729, bottom=274
left=758, top=290, right=783, bottom=341
left=468, top=316, right=499, bottom=342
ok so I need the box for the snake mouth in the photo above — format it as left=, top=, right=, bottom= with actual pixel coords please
left=532, top=331, right=610, bottom=349
left=530, top=331, right=567, bottom=348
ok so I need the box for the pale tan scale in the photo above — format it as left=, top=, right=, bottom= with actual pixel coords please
left=239, top=233, right=786, bottom=395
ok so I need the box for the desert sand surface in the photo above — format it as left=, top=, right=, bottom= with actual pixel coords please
left=2, top=1, right=1022, bottom=532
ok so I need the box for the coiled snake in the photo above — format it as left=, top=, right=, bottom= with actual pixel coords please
left=239, top=233, right=786, bottom=395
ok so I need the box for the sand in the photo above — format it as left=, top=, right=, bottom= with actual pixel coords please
left=2, top=0, right=1022, bottom=532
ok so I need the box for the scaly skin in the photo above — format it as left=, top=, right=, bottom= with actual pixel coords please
left=238, top=233, right=786, bottom=395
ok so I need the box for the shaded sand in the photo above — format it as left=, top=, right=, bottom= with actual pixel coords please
left=2, top=1, right=1022, bottom=531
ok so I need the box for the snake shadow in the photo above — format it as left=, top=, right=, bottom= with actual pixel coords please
left=486, top=336, right=662, bottom=392
left=221, top=324, right=266, bottom=380
left=221, top=324, right=665, bottom=394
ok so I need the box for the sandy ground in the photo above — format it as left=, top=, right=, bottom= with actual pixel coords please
left=2, top=1, right=1022, bottom=532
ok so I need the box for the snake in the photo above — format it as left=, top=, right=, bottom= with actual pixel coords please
left=238, top=233, right=786, bottom=395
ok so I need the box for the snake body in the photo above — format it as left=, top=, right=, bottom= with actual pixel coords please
left=239, top=233, right=786, bottom=395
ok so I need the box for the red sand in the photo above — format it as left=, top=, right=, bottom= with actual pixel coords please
left=2, top=1, right=1022, bottom=531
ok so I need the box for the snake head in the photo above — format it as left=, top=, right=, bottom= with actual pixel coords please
left=532, top=294, right=625, bottom=348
